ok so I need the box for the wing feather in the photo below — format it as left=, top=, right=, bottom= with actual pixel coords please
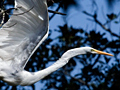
left=0, top=0, right=48, bottom=69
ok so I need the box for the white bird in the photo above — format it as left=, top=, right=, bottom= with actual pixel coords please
left=0, top=0, right=113, bottom=86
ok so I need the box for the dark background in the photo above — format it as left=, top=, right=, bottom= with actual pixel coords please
left=0, top=0, right=120, bottom=90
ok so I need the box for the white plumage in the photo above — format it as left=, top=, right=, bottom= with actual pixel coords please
left=0, top=0, right=48, bottom=67
left=0, top=0, right=112, bottom=86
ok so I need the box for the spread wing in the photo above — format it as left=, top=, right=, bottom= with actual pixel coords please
left=0, top=0, right=48, bottom=69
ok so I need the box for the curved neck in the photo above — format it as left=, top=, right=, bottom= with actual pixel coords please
left=20, top=47, right=86, bottom=85
left=61, top=47, right=86, bottom=59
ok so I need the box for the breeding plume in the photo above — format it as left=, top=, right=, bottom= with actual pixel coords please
left=0, top=0, right=113, bottom=86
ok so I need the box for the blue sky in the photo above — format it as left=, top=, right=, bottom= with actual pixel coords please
left=34, top=0, right=120, bottom=89
left=49, top=0, right=120, bottom=40
left=40, top=0, right=120, bottom=89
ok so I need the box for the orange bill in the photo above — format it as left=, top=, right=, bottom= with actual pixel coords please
left=93, top=49, right=113, bottom=56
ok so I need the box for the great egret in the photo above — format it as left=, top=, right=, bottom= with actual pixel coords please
left=0, top=0, right=113, bottom=86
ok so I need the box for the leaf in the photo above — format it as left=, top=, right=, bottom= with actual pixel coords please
left=99, top=60, right=106, bottom=64
left=114, top=21, right=119, bottom=24
left=104, top=56, right=111, bottom=63
left=107, top=13, right=117, bottom=20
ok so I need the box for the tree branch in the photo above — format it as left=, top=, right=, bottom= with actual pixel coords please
left=0, top=9, right=5, bottom=27
left=83, top=11, right=120, bottom=38
left=62, top=70, right=89, bottom=86
left=48, top=10, right=66, bottom=15
left=49, top=1, right=63, bottom=20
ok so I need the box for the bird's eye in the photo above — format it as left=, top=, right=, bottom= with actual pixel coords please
left=91, top=49, right=96, bottom=53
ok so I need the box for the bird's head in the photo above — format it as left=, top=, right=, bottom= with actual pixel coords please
left=84, top=47, right=113, bottom=56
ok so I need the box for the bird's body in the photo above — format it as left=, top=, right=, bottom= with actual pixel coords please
left=0, top=0, right=113, bottom=86
left=0, top=60, right=19, bottom=85
left=0, top=0, right=49, bottom=86
left=0, top=47, right=113, bottom=86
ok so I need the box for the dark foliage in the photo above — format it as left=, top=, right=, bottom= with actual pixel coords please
left=0, top=0, right=120, bottom=90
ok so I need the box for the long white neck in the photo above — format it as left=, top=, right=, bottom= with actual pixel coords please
left=20, top=47, right=87, bottom=86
